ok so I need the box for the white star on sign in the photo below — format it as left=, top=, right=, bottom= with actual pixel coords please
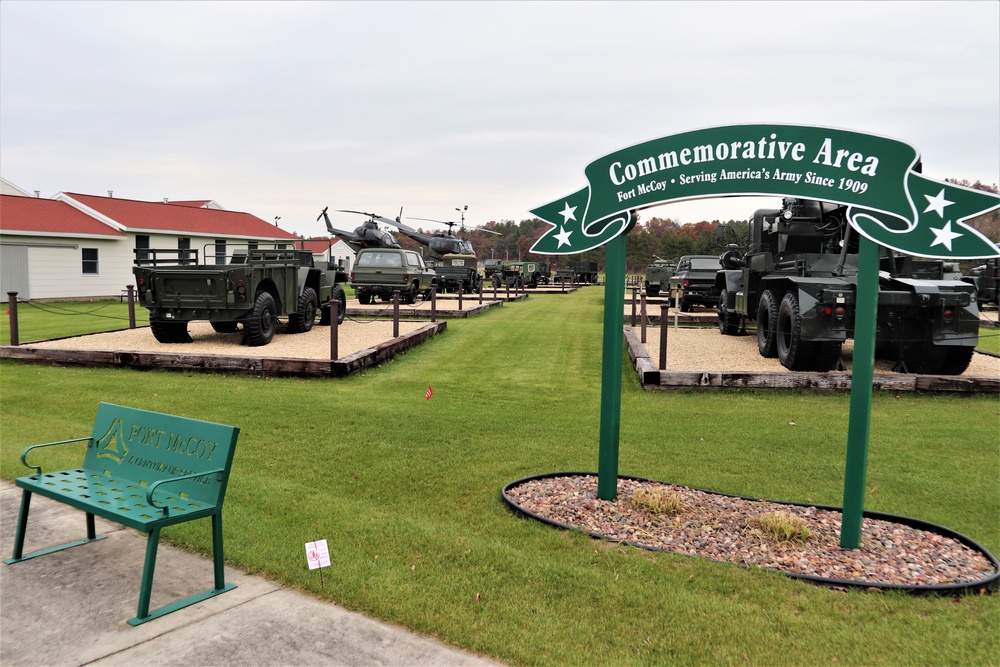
left=923, top=189, right=954, bottom=218
left=559, top=202, right=577, bottom=223
left=554, top=226, right=573, bottom=248
left=929, top=221, right=962, bottom=251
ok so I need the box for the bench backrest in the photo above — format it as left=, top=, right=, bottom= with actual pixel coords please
left=84, top=402, right=240, bottom=508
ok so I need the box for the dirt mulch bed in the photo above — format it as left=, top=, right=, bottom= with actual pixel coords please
left=505, top=474, right=999, bottom=592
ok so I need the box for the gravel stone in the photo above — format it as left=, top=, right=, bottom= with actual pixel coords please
left=506, top=475, right=998, bottom=588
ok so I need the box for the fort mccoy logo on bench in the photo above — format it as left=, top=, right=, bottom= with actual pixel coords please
left=95, top=417, right=221, bottom=479
left=530, top=123, right=1000, bottom=260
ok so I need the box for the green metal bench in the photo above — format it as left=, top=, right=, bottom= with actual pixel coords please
left=4, top=402, right=240, bottom=626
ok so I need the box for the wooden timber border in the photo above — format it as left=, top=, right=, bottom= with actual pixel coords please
left=623, top=327, right=1000, bottom=394
left=0, top=322, right=446, bottom=378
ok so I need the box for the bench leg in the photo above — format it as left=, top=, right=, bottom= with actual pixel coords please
left=135, top=527, right=161, bottom=622
left=3, top=490, right=106, bottom=565
left=7, top=490, right=31, bottom=561
left=127, top=517, right=236, bottom=626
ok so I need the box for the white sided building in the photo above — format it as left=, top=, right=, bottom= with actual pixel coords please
left=0, top=178, right=317, bottom=301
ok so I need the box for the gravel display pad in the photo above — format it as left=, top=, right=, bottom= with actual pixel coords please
left=22, top=319, right=430, bottom=359
left=634, top=325, right=1000, bottom=376
left=503, top=473, right=1000, bottom=594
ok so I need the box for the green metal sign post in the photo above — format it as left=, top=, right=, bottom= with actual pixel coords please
left=597, top=234, right=627, bottom=500
left=839, top=236, right=879, bottom=548
left=530, top=123, right=1000, bottom=533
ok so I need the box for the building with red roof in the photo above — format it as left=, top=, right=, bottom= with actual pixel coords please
left=0, top=177, right=328, bottom=301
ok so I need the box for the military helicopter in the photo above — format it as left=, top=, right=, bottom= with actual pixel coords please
left=397, top=207, right=502, bottom=293
left=317, top=207, right=402, bottom=252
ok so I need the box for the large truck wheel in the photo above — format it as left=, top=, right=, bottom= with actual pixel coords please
left=320, top=285, right=347, bottom=325
left=287, top=287, right=317, bottom=333
left=756, top=290, right=779, bottom=358
left=776, top=291, right=815, bottom=371
left=358, top=293, right=372, bottom=305
left=939, top=346, right=974, bottom=375
left=648, top=285, right=660, bottom=297
left=812, top=340, right=843, bottom=372
left=243, top=292, right=277, bottom=346
left=405, top=283, right=418, bottom=305
left=717, top=289, right=740, bottom=335
left=150, top=316, right=192, bottom=343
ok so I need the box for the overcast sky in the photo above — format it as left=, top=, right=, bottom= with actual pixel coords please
left=1, top=1, right=997, bottom=238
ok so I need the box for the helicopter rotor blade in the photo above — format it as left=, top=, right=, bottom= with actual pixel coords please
left=335, top=209, right=405, bottom=228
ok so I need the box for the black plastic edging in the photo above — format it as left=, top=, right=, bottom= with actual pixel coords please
left=501, top=471, right=1000, bottom=595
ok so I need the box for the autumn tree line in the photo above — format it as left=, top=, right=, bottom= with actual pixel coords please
left=394, top=179, right=998, bottom=274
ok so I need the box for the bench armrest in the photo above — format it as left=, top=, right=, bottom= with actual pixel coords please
left=20, top=438, right=93, bottom=478
left=146, top=469, right=225, bottom=516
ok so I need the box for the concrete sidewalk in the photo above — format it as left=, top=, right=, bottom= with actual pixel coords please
left=0, top=481, right=501, bottom=666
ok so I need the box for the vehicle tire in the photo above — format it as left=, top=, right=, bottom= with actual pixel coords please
left=717, top=289, right=740, bottom=336
left=776, top=291, right=815, bottom=371
left=756, top=290, right=779, bottom=358
left=242, top=292, right=277, bottom=346
left=939, top=346, right=974, bottom=375
left=287, top=287, right=317, bottom=333
left=492, top=275, right=501, bottom=288
left=150, top=316, right=192, bottom=343
left=812, top=340, right=844, bottom=372
left=405, top=283, right=417, bottom=305
left=358, top=293, right=372, bottom=305
left=648, top=286, right=660, bottom=297
left=320, top=284, right=347, bottom=325
left=210, top=321, right=239, bottom=334
left=680, top=298, right=693, bottom=313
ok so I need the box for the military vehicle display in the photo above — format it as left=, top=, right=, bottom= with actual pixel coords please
left=643, top=255, right=675, bottom=296
left=714, top=197, right=979, bottom=374
left=963, top=258, right=1000, bottom=307
left=320, top=208, right=402, bottom=250
left=350, top=247, right=437, bottom=305
left=667, top=255, right=723, bottom=311
left=555, top=260, right=599, bottom=284
left=490, top=262, right=525, bottom=289
left=133, top=244, right=347, bottom=347
left=400, top=211, right=499, bottom=294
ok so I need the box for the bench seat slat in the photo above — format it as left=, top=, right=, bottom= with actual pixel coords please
left=16, top=469, right=217, bottom=531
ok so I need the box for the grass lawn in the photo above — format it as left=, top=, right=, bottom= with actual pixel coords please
left=1, top=289, right=998, bottom=666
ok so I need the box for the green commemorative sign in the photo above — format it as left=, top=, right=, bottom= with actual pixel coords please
left=531, top=123, right=1000, bottom=259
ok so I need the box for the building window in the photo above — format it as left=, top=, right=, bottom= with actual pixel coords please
left=178, top=237, right=192, bottom=264
left=82, top=248, right=99, bottom=275
left=214, top=239, right=226, bottom=265
left=135, top=234, right=150, bottom=263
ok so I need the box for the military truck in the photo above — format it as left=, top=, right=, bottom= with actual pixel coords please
left=555, top=260, right=599, bottom=284
left=350, top=247, right=437, bottom=305
left=643, top=256, right=675, bottom=296
left=434, top=253, right=482, bottom=294
left=963, top=258, right=1000, bottom=307
left=714, top=198, right=979, bottom=374
left=133, top=244, right=347, bottom=347
left=667, top=255, right=722, bottom=311
left=483, top=259, right=503, bottom=282
left=489, top=262, right=525, bottom=289
left=522, top=261, right=551, bottom=287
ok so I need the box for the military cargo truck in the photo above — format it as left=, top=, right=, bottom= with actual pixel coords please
left=133, top=244, right=347, bottom=347
left=643, top=256, right=675, bottom=296
left=714, top=198, right=979, bottom=374
left=555, top=260, right=599, bottom=284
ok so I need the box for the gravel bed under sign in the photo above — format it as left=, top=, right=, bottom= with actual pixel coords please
left=504, top=474, right=999, bottom=592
